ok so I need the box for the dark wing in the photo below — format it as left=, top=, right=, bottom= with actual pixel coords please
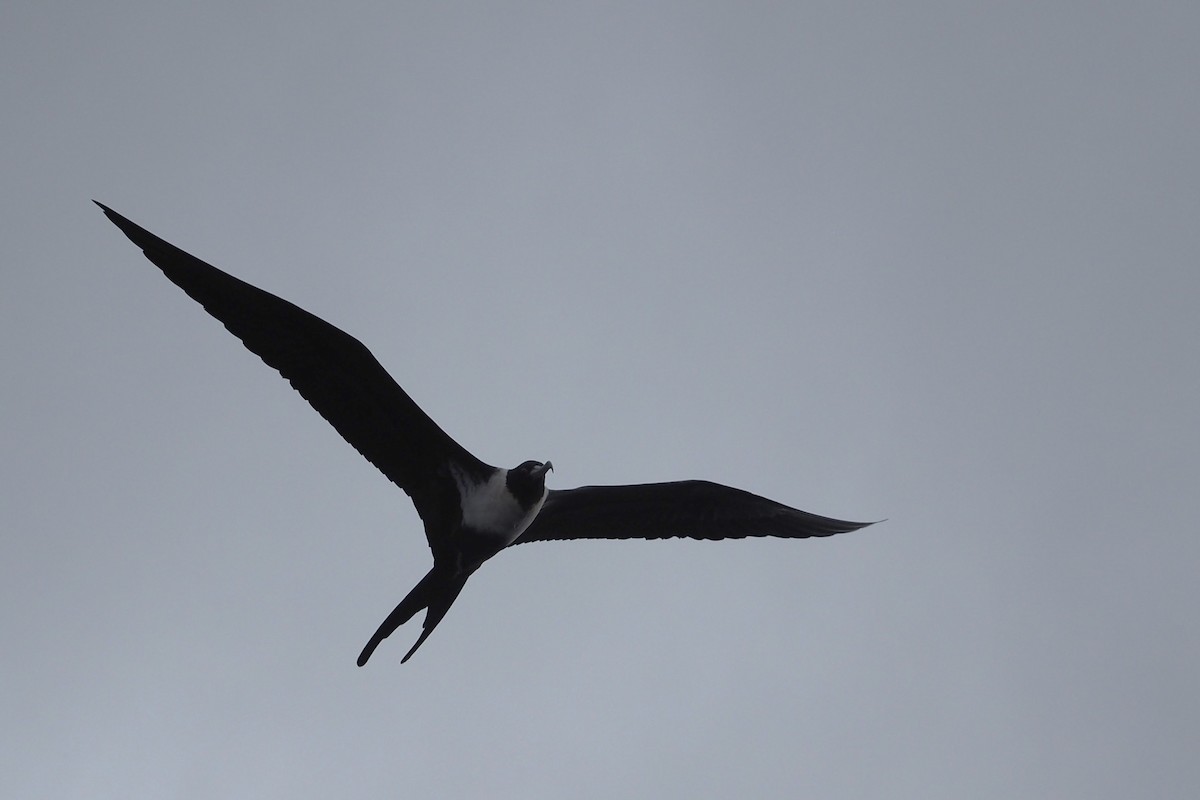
left=512, top=481, right=874, bottom=544
left=96, top=202, right=493, bottom=529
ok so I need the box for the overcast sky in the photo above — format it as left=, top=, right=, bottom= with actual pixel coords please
left=3, top=2, right=1198, bottom=798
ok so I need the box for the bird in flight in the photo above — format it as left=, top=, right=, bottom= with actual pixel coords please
left=96, top=202, right=875, bottom=665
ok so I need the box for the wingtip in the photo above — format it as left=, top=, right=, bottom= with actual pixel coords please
left=93, top=200, right=127, bottom=229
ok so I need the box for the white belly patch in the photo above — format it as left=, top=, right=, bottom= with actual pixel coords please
left=456, top=468, right=547, bottom=545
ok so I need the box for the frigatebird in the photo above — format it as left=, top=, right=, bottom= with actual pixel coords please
left=96, top=202, right=874, bottom=665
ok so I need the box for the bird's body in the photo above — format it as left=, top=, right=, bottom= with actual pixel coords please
left=96, top=202, right=875, bottom=665
left=457, top=465, right=550, bottom=545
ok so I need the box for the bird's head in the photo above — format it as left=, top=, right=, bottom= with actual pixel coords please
left=505, top=460, right=553, bottom=507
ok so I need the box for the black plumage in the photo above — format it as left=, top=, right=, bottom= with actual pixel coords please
left=96, top=202, right=875, bottom=665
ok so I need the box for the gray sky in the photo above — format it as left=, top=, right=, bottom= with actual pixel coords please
left=3, top=2, right=1198, bottom=797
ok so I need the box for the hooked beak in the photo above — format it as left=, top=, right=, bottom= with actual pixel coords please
left=536, top=461, right=554, bottom=478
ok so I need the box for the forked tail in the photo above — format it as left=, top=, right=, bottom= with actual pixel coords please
left=357, top=568, right=469, bottom=666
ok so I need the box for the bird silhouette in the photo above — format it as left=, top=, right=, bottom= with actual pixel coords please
left=96, top=202, right=875, bottom=665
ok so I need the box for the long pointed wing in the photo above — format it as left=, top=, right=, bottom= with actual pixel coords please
left=511, top=481, right=875, bottom=544
left=96, top=202, right=493, bottom=521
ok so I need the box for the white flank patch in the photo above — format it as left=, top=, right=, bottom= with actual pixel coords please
left=455, top=468, right=547, bottom=545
